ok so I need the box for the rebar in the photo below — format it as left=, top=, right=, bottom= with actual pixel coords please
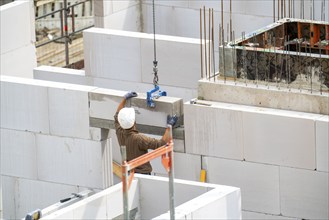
left=203, top=6, right=208, bottom=79
left=274, top=0, right=276, bottom=22
left=254, top=34, right=258, bottom=87
left=288, top=35, right=291, bottom=91
left=223, top=28, right=226, bottom=83
left=242, top=31, right=247, bottom=86
left=200, top=8, right=203, bottom=78
left=309, top=45, right=312, bottom=94
left=64, top=0, right=69, bottom=66
left=212, top=9, right=216, bottom=81
left=209, top=8, right=211, bottom=79
left=233, top=31, right=237, bottom=84
left=319, top=42, right=323, bottom=94
left=230, top=0, right=232, bottom=41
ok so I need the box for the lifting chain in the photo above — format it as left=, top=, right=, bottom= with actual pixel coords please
left=152, top=0, right=158, bottom=87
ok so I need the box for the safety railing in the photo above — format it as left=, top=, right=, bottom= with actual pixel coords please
left=35, top=0, right=94, bottom=68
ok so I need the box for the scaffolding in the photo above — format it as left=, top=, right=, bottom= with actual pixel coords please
left=120, top=125, right=175, bottom=220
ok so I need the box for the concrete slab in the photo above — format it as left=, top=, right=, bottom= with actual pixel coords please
left=280, top=167, right=329, bottom=219
left=0, top=129, right=37, bottom=179
left=184, top=102, right=244, bottom=160
left=36, top=134, right=105, bottom=188
left=204, top=156, right=280, bottom=215
left=316, top=116, right=329, bottom=172
left=198, top=80, right=329, bottom=115
left=243, top=108, right=317, bottom=170
left=0, top=76, right=49, bottom=133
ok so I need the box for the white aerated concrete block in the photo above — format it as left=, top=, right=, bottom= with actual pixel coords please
left=141, top=35, right=201, bottom=89
left=173, top=152, right=201, bottom=182
left=280, top=167, right=329, bottom=219
left=151, top=152, right=200, bottom=181
left=1, top=129, right=37, bottom=179
left=84, top=28, right=202, bottom=89
left=204, top=157, right=280, bottom=215
left=243, top=109, right=317, bottom=170
left=184, top=102, right=244, bottom=160
left=33, top=66, right=93, bottom=86
left=316, top=116, right=329, bottom=172
left=242, top=211, right=297, bottom=220
left=0, top=76, right=49, bottom=133
left=0, top=43, right=36, bottom=78
left=93, top=0, right=112, bottom=16
left=48, top=84, right=96, bottom=139
left=93, top=77, right=198, bottom=103
left=0, top=1, right=34, bottom=54
left=2, top=176, right=16, bottom=220
left=89, top=88, right=183, bottom=128
left=36, top=134, right=104, bottom=188
left=84, top=28, right=142, bottom=81
left=99, top=5, right=143, bottom=31
left=111, top=0, right=139, bottom=13
left=14, top=178, right=79, bottom=219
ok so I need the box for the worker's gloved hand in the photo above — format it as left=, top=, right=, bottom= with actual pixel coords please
left=124, top=91, right=137, bottom=100
left=167, top=115, right=178, bottom=127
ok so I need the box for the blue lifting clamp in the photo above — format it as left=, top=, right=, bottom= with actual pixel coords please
left=147, top=85, right=167, bottom=108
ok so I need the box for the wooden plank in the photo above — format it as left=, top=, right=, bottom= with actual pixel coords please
left=113, top=161, right=122, bottom=178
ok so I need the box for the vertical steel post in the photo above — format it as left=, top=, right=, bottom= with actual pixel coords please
left=60, top=9, right=64, bottom=37
left=168, top=125, right=175, bottom=220
left=120, top=146, right=129, bottom=220
left=71, top=6, right=75, bottom=33
left=63, top=0, right=69, bottom=66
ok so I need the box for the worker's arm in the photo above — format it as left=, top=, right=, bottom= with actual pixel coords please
left=116, top=98, right=127, bottom=113
left=116, top=92, right=138, bottom=113
left=162, top=115, right=178, bottom=142
left=162, top=127, right=172, bottom=143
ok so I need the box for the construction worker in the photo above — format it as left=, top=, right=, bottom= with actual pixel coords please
left=115, top=91, right=177, bottom=174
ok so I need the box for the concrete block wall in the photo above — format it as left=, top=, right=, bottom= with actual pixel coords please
left=94, top=0, right=310, bottom=39
left=93, top=0, right=329, bottom=77
left=184, top=100, right=329, bottom=219
left=83, top=28, right=201, bottom=102
left=0, top=1, right=36, bottom=78
left=0, top=75, right=184, bottom=219
left=41, top=175, right=241, bottom=220
left=0, top=76, right=110, bottom=219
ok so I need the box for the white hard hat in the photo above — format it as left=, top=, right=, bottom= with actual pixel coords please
left=118, top=108, right=135, bottom=129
